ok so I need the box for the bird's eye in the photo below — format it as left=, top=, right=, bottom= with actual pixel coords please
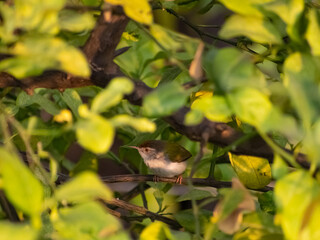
left=145, top=148, right=149, bottom=152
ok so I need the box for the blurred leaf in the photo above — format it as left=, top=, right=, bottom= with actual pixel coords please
left=55, top=171, right=112, bottom=203
left=59, top=10, right=95, bottom=32
left=275, top=170, right=320, bottom=240
left=219, top=14, right=283, bottom=44
left=76, top=114, right=115, bottom=154
left=0, top=37, right=90, bottom=78
left=214, top=179, right=255, bottom=234
left=190, top=95, right=232, bottom=123
left=61, top=89, right=83, bottom=119
left=105, top=0, right=153, bottom=25
left=283, top=52, right=320, bottom=127
left=0, top=148, right=44, bottom=219
left=142, top=81, right=189, bottom=117
left=177, top=188, right=215, bottom=202
left=184, top=109, right=204, bottom=125
left=227, top=88, right=272, bottom=128
left=110, top=114, right=156, bottom=132
left=14, top=0, right=65, bottom=34
left=175, top=209, right=212, bottom=233
left=204, top=48, right=266, bottom=92
left=228, top=153, right=271, bottom=189
left=219, top=0, right=272, bottom=17
left=234, top=227, right=284, bottom=240
left=53, top=202, right=128, bottom=240
left=16, top=91, right=61, bottom=115
left=91, top=77, right=134, bottom=113
left=189, top=42, right=204, bottom=81
left=53, top=109, right=73, bottom=123
left=70, top=151, right=98, bottom=176
left=258, top=191, right=276, bottom=215
left=140, top=221, right=173, bottom=240
left=272, top=154, right=288, bottom=180
left=0, top=221, right=38, bottom=240
left=242, top=211, right=281, bottom=232
left=81, top=0, right=101, bottom=6
left=306, top=9, right=320, bottom=56
left=300, top=196, right=320, bottom=240
left=262, top=0, right=304, bottom=42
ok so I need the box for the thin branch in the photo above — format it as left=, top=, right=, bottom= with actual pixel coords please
left=106, top=199, right=182, bottom=229
left=100, top=174, right=273, bottom=192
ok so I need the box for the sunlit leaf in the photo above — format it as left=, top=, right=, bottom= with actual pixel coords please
left=262, top=0, right=304, bottom=42
left=0, top=221, right=38, bottom=240
left=110, top=114, right=156, bottom=132
left=219, top=0, right=272, bottom=17
left=204, top=48, right=266, bottom=92
left=142, top=81, right=189, bottom=117
left=55, top=171, right=112, bottom=203
left=227, top=88, right=272, bottom=128
left=0, top=37, right=90, bottom=78
left=53, top=202, right=128, bottom=240
left=59, top=10, right=95, bottom=32
left=76, top=115, right=115, bottom=154
left=275, top=170, right=320, bottom=240
left=105, top=0, right=153, bottom=25
left=190, top=95, right=232, bottom=123
left=219, top=14, right=283, bottom=44
left=0, top=148, right=44, bottom=218
left=228, top=153, right=272, bottom=189
left=91, top=77, right=134, bottom=113
left=140, top=221, right=172, bottom=240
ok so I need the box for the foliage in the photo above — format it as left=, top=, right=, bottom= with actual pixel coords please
left=0, top=0, right=320, bottom=239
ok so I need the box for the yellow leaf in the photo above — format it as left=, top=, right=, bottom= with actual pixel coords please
left=105, top=0, right=153, bottom=25
left=228, top=153, right=271, bottom=189
left=53, top=109, right=72, bottom=123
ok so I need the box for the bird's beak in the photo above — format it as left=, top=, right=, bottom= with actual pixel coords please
left=127, top=146, right=139, bottom=150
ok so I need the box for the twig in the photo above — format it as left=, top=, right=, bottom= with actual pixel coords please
left=190, top=131, right=209, bottom=177
left=100, top=174, right=273, bottom=192
left=106, top=199, right=182, bottom=229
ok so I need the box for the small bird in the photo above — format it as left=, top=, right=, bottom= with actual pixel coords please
left=129, top=140, right=192, bottom=184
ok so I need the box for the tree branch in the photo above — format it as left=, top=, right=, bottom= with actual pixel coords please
left=106, top=198, right=182, bottom=229
left=100, top=174, right=273, bottom=192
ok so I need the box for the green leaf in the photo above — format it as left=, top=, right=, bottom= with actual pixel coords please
left=258, top=191, right=276, bottom=215
left=229, top=153, right=272, bottom=189
left=272, top=154, right=288, bottom=180
left=140, top=221, right=173, bottom=240
left=177, top=188, right=215, bottom=202
left=61, top=89, right=83, bottom=119
left=0, top=221, right=38, bottom=240
left=91, top=77, right=134, bottom=113
left=105, top=0, right=153, bottom=25
left=59, top=10, right=95, bottom=32
left=242, top=211, right=280, bottom=232
left=16, top=91, right=61, bottom=115
left=53, top=202, right=128, bottom=240
left=306, top=9, right=320, bottom=56
left=262, top=0, right=304, bottom=42
left=0, top=148, right=44, bottom=218
left=218, top=0, right=272, bottom=17
left=110, top=114, right=156, bottom=132
left=70, top=151, right=98, bottom=176
left=76, top=114, right=115, bottom=154
left=55, top=171, right=112, bottom=203
left=204, top=48, right=266, bottom=92
left=283, top=52, right=319, bottom=127
left=0, top=37, right=90, bottom=78
left=174, top=209, right=212, bottom=233
left=234, top=227, right=283, bottom=240
left=227, top=88, right=272, bottom=128
left=219, top=14, right=283, bottom=44
left=274, top=170, right=320, bottom=240
left=190, top=95, right=232, bottom=123
left=142, top=81, right=189, bottom=117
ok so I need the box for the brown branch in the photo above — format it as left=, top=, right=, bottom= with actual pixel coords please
left=106, top=198, right=182, bottom=229
left=101, top=174, right=273, bottom=192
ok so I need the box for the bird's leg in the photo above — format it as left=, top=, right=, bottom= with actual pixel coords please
left=175, top=175, right=183, bottom=184
left=153, top=175, right=160, bottom=182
